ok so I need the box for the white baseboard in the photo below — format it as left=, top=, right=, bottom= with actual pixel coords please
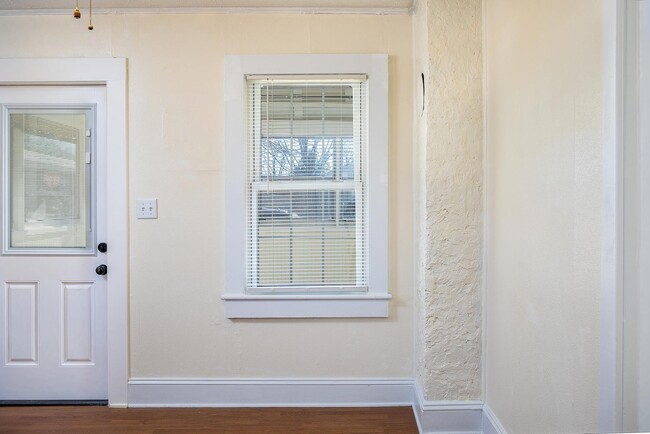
left=128, top=377, right=506, bottom=434
left=128, top=378, right=414, bottom=407
left=412, top=382, right=483, bottom=434
left=482, top=403, right=506, bottom=434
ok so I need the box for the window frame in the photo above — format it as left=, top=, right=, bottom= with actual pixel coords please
left=223, top=54, right=389, bottom=318
left=2, top=104, right=97, bottom=256
left=247, top=78, right=365, bottom=292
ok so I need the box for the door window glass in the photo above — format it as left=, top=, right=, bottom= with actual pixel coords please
left=5, top=109, right=92, bottom=251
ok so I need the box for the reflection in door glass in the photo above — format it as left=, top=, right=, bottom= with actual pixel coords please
left=8, top=112, right=89, bottom=249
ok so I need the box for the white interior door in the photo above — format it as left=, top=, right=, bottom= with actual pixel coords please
left=0, top=86, right=107, bottom=401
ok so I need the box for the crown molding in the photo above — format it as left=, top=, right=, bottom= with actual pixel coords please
left=0, top=6, right=410, bottom=16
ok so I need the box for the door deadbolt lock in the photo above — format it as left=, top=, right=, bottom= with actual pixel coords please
left=95, top=264, right=107, bottom=276
left=98, top=242, right=107, bottom=253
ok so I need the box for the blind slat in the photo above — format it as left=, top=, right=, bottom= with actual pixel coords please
left=246, top=77, right=368, bottom=292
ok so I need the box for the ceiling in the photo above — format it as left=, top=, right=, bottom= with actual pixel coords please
left=0, top=0, right=413, bottom=13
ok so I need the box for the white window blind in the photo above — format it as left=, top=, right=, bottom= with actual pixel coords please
left=246, top=76, right=368, bottom=293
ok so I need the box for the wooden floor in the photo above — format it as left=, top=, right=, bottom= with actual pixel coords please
left=0, top=406, right=419, bottom=433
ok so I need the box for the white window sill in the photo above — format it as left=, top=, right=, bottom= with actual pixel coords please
left=221, top=294, right=392, bottom=318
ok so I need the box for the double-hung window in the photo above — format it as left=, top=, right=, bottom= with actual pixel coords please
left=224, top=55, right=389, bottom=318
left=247, top=77, right=366, bottom=292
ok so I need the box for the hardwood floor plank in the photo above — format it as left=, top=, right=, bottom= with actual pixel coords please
left=0, top=406, right=419, bottom=433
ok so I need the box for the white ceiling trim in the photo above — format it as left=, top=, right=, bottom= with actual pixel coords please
left=0, top=6, right=411, bottom=16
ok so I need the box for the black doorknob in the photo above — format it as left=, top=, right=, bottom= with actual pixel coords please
left=98, top=242, right=107, bottom=253
left=96, top=264, right=107, bottom=275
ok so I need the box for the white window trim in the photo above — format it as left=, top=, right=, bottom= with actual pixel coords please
left=223, top=54, right=390, bottom=318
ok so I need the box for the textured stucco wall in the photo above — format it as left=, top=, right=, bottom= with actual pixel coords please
left=485, top=0, right=602, bottom=432
left=414, top=0, right=483, bottom=401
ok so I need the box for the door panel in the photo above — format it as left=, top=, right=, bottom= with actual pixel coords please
left=5, top=282, right=38, bottom=365
left=0, top=86, right=107, bottom=401
left=61, top=282, right=95, bottom=364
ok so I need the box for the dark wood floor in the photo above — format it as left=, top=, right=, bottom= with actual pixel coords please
left=0, top=406, right=419, bottom=433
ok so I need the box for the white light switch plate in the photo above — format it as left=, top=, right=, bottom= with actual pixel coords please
left=136, top=199, right=158, bottom=219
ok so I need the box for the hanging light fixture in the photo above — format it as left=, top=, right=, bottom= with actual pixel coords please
left=88, top=0, right=93, bottom=30
left=74, top=0, right=94, bottom=30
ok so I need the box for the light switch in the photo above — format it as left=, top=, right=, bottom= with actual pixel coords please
left=136, top=199, right=158, bottom=219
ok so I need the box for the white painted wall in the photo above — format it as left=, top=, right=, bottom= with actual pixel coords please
left=484, top=0, right=603, bottom=432
left=0, top=13, right=414, bottom=379
left=413, top=0, right=483, bottom=401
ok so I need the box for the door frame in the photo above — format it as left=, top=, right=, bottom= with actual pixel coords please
left=616, top=1, right=649, bottom=431
left=0, top=58, right=128, bottom=407
left=601, top=0, right=648, bottom=431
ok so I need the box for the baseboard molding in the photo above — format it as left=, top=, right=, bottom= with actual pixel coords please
left=0, top=400, right=107, bottom=406
left=128, top=377, right=506, bottom=433
left=128, top=378, right=414, bottom=408
left=482, top=404, right=506, bottom=434
left=412, top=382, right=483, bottom=434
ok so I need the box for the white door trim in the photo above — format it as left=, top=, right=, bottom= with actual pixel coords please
left=600, top=0, right=647, bottom=431
left=0, top=58, right=128, bottom=407
left=618, top=1, right=650, bottom=431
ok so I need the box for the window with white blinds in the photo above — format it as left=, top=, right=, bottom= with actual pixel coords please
left=246, top=76, right=368, bottom=293
left=224, top=54, right=388, bottom=318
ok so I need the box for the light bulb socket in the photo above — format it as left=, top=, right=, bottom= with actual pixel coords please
left=74, top=7, right=81, bottom=18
